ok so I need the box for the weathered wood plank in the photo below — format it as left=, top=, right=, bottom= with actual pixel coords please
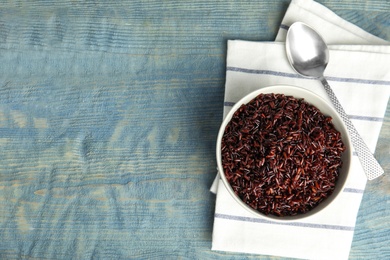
left=0, top=0, right=388, bottom=259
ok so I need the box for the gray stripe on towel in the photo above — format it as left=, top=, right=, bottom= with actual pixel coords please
left=226, top=66, right=390, bottom=86
left=214, top=213, right=355, bottom=231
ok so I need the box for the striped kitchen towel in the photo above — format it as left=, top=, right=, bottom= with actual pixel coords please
left=211, top=0, right=390, bottom=259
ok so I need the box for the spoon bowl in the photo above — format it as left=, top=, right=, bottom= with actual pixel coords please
left=286, top=22, right=329, bottom=78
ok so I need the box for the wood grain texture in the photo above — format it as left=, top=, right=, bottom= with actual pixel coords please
left=0, top=0, right=388, bottom=259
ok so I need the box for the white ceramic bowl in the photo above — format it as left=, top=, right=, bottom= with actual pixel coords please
left=216, top=85, right=352, bottom=221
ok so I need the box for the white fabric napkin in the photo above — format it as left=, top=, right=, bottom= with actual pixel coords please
left=211, top=0, right=390, bottom=259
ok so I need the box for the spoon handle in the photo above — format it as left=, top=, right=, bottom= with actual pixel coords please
left=320, top=77, right=383, bottom=180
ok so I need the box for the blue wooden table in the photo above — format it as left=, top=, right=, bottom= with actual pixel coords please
left=0, top=1, right=389, bottom=259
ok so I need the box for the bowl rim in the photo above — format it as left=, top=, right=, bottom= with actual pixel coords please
left=216, top=84, right=352, bottom=222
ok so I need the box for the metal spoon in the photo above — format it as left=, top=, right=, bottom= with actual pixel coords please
left=285, top=22, right=383, bottom=180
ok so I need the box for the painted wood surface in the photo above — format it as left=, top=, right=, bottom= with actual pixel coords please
left=0, top=0, right=388, bottom=259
